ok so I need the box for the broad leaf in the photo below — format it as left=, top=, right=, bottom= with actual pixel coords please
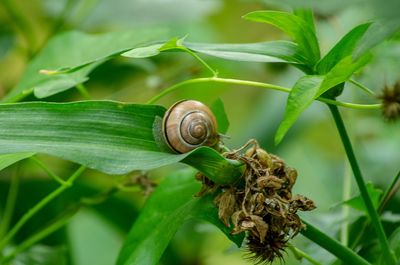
left=0, top=153, right=34, bottom=171
left=211, top=98, right=229, bottom=135
left=0, top=101, right=242, bottom=184
left=243, top=10, right=320, bottom=66
left=343, top=183, right=382, bottom=213
left=117, top=169, right=243, bottom=265
left=317, top=23, right=371, bottom=74
left=2, top=29, right=167, bottom=102
left=275, top=75, right=323, bottom=145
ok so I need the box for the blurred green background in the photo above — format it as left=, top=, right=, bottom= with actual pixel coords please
left=0, top=0, right=399, bottom=264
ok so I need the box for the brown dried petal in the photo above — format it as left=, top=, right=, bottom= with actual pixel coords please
left=215, top=189, right=237, bottom=227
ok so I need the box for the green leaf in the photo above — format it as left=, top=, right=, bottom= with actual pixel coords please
left=343, top=183, right=383, bottom=213
left=2, top=29, right=167, bottom=102
left=184, top=41, right=308, bottom=64
left=211, top=98, right=229, bottom=135
left=275, top=75, right=323, bottom=145
left=117, top=169, right=243, bottom=265
left=0, top=101, right=242, bottom=184
left=243, top=10, right=320, bottom=66
left=293, top=9, right=316, bottom=34
left=0, top=153, right=34, bottom=171
left=275, top=55, right=370, bottom=144
left=317, top=23, right=371, bottom=74
left=354, top=18, right=400, bottom=59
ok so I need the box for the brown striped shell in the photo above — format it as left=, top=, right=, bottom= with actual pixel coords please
left=162, top=100, right=219, bottom=153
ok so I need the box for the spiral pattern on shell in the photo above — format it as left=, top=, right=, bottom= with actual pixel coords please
left=162, top=100, right=219, bottom=153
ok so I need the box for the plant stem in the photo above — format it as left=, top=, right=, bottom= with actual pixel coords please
left=341, top=161, right=352, bottom=246
left=76, top=83, right=92, bottom=100
left=379, top=169, right=400, bottom=213
left=328, top=104, right=397, bottom=265
left=0, top=167, right=20, bottom=239
left=349, top=79, right=375, bottom=96
left=287, top=243, right=322, bottom=265
left=146, top=77, right=381, bottom=110
left=30, top=156, right=67, bottom=185
left=0, top=166, right=85, bottom=253
left=179, top=47, right=218, bottom=76
left=300, top=220, right=371, bottom=265
left=1, top=205, right=79, bottom=264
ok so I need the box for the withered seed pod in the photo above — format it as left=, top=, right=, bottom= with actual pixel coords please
left=162, top=100, right=219, bottom=153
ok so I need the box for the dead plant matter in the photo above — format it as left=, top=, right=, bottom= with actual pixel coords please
left=378, top=82, right=400, bottom=121
left=196, top=140, right=316, bottom=264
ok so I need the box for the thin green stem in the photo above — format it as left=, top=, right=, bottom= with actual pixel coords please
left=349, top=79, right=375, bottom=96
left=30, top=157, right=67, bottom=185
left=1, top=206, right=79, bottom=264
left=0, top=166, right=85, bottom=252
left=328, top=105, right=397, bottom=265
left=300, top=220, right=371, bottom=265
left=379, top=169, right=400, bottom=213
left=0, top=167, right=20, bottom=239
left=341, top=162, right=352, bottom=246
left=287, top=243, right=322, bottom=265
left=179, top=47, right=218, bottom=76
left=76, top=83, right=92, bottom=100
left=146, top=77, right=381, bottom=110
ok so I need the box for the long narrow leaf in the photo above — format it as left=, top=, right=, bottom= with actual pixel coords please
left=0, top=101, right=241, bottom=184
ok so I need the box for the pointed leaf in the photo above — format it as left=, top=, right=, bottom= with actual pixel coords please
left=243, top=10, right=320, bottom=66
left=275, top=55, right=370, bottom=144
left=275, top=75, right=323, bottom=145
left=0, top=101, right=242, bottom=184
left=354, top=18, right=400, bottom=59
left=2, top=29, right=167, bottom=102
left=117, top=169, right=244, bottom=265
left=0, top=153, right=34, bottom=171
left=317, top=23, right=371, bottom=74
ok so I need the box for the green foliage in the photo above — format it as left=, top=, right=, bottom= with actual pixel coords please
left=117, top=169, right=243, bottom=265
left=343, top=183, right=383, bottom=213
left=0, top=153, right=34, bottom=171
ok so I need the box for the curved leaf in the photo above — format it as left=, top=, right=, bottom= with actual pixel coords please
left=317, top=23, right=371, bottom=74
left=117, top=169, right=244, bottom=265
left=243, top=10, right=320, bottom=66
left=2, top=29, right=167, bottom=102
left=0, top=101, right=242, bottom=183
left=0, top=153, right=34, bottom=171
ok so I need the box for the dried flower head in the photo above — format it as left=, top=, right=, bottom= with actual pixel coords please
left=378, top=82, right=400, bottom=121
left=196, top=140, right=316, bottom=264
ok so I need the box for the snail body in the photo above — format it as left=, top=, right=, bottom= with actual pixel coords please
left=162, top=100, right=219, bottom=153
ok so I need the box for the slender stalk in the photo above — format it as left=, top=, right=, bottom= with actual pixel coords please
left=287, top=243, right=322, bottom=265
left=1, top=206, right=79, bottom=264
left=349, top=79, right=375, bottom=96
left=328, top=104, right=397, bottom=265
left=30, top=157, right=67, bottom=186
left=179, top=47, right=218, bottom=76
left=379, top=169, right=400, bottom=213
left=341, top=162, right=352, bottom=246
left=76, top=83, right=92, bottom=100
left=0, top=166, right=86, bottom=252
left=301, top=220, right=371, bottom=265
left=0, top=167, right=20, bottom=239
left=146, top=77, right=381, bottom=110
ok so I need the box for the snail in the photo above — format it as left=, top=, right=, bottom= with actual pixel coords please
left=162, top=100, right=219, bottom=153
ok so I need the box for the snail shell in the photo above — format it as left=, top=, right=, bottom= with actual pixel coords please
left=162, top=100, right=219, bottom=153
